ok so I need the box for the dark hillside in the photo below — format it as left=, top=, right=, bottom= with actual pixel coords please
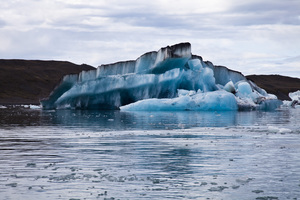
left=0, top=59, right=94, bottom=104
left=246, top=75, right=300, bottom=100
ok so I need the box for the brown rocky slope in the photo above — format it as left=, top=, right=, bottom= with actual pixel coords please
left=0, top=59, right=94, bottom=104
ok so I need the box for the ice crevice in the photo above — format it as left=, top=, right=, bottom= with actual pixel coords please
left=41, top=43, right=282, bottom=111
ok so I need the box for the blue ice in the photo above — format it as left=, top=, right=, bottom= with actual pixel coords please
left=41, top=43, right=282, bottom=111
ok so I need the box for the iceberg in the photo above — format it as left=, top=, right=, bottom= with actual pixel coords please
left=41, top=43, right=281, bottom=111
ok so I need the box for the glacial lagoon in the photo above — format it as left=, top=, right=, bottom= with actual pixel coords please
left=0, top=107, right=300, bottom=200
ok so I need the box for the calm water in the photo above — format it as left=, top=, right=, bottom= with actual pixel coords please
left=0, top=107, right=300, bottom=200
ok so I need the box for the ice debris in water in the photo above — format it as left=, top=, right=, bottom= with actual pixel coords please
left=5, top=183, right=18, bottom=187
left=282, top=90, right=300, bottom=108
left=268, top=126, right=292, bottom=134
left=29, top=104, right=41, bottom=109
left=208, top=186, right=229, bottom=192
left=41, top=43, right=282, bottom=111
left=21, top=104, right=41, bottom=109
left=26, top=163, right=37, bottom=167
left=255, top=196, right=279, bottom=200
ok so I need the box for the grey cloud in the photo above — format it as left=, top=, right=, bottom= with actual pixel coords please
left=0, top=0, right=299, bottom=78
left=231, top=0, right=300, bottom=13
left=228, top=0, right=300, bottom=25
left=97, top=0, right=300, bottom=31
left=108, top=12, right=189, bottom=29
left=0, top=19, right=6, bottom=28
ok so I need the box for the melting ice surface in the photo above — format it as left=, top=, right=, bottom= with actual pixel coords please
left=41, top=43, right=281, bottom=110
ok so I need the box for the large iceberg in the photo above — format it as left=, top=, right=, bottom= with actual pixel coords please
left=41, top=43, right=282, bottom=111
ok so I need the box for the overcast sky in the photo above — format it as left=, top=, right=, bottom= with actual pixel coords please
left=1, top=0, right=300, bottom=77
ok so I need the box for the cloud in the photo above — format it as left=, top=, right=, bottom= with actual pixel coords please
left=0, top=0, right=299, bottom=77
left=227, top=0, right=300, bottom=26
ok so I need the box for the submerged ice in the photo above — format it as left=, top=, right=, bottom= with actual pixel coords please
left=41, top=43, right=281, bottom=111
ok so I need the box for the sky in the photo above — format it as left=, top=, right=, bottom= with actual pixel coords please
left=0, top=0, right=300, bottom=78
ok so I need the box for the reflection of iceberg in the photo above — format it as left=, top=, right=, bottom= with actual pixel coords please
left=40, top=110, right=256, bottom=129
left=41, top=43, right=281, bottom=111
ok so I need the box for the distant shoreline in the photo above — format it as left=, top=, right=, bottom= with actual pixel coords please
left=0, top=59, right=299, bottom=105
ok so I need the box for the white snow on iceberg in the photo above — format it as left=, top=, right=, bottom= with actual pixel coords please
left=41, top=43, right=282, bottom=111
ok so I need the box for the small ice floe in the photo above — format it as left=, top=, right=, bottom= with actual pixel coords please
left=5, top=183, right=17, bottom=187
left=255, top=196, right=278, bottom=200
left=29, top=104, right=41, bottom=109
left=208, top=186, right=228, bottom=192
left=268, top=126, right=292, bottom=134
left=235, top=177, right=254, bottom=185
left=252, top=190, right=264, bottom=194
left=282, top=90, right=300, bottom=108
left=231, top=185, right=240, bottom=189
left=27, top=104, right=41, bottom=109
left=0, top=105, right=7, bottom=109
left=22, top=104, right=41, bottom=109
left=26, top=163, right=36, bottom=167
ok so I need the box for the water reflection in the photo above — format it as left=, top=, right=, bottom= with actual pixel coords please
left=0, top=107, right=298, bottom=129
left=0, top=107, right=300, bottom=199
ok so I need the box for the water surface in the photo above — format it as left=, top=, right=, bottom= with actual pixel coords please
left=0, top=107, right=299, bottom=199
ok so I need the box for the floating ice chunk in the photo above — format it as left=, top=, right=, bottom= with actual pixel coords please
left=282, top=100, right=291, bottom=107
left=289, top=90, right=300, bottom=101
left=268, top=126, right=292, bottom=133
left=26, top=163, right=37, bottom=167
left=281, top=90, right=300, bottom=108
left=268, top=126, right=280, bottom=133
left=235, top=177, right=254, bottom=185
left=279, top=128, right=292, bottom=133
left=234, top=81, right=281, bottom=110
left=29, top=105, right=41, bottom=109
left=0, top=105, right=7, bottom=109
left=258, top=99, right=282, bottom=110
left=120, top=90, right=238, bottom=111
left=235, top=97, right=257, bottom=110
left=22, top=105, right=41, bottom=109
left=5, top=183, right=18, bottom=187
left=208, top=186, right=228, bottom=192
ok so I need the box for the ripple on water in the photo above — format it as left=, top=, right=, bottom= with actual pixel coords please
left=0, top=108, right=300, bottom=199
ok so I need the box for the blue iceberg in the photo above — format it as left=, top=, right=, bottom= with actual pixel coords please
left=41, top=43, right=282, bottom=111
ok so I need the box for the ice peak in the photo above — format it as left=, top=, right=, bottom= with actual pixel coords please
left=160, top=42, right=192, bottom=58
